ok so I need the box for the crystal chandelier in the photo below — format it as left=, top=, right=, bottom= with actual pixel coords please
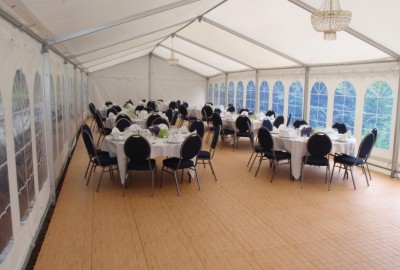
left=167, top=35, right=179, bottom=66
left=311, top=0, right=352, bottom=40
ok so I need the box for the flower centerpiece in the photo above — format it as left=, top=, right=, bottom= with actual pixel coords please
left=158, top=128, right=170, bottom=139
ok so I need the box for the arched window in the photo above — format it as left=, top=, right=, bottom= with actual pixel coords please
left=214, top=83, right=219, bottom=105
left=333, top=81, right=356, bottom=133
left=220, top=83, right=225, bottom=106
left=208, top=84, right=213, bottom=103
left=57, top=76, right=64, bottom=152
left=12, top=70, right=35, bottom=223
left=228, top=81, right=234, bottom=106
left=259, top=80, right=269, bottom=112
left=288, top=81, right=303, bottom=125
left=236, top=81, right=244, bottom=110
left=272, top=81, right=285, bottom=115
left=362, top=81, right=393, bottom=149
left=0, top=89, right=13, bottom=258
left=246, top=81, right=256, bottom=111
left=309, top=81, right=328, bottom=128
left=34, top=73, right=48, bottom=191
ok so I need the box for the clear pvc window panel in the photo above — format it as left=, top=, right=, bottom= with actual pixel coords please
left=272, top=81, right=285, bottom=115
left=219, top=83, right=225, bottom=106
left=208, top=84, right=213, bottom=104
left=50, top=75, right=58, bottom=161
left=246, top=81, right=256, bottom=112
left=57, top=76, right=64, bottom=152
left=228, top=82, right=234, bottom=106
left=213, top=83, right=219, bottom=106
left=333, top=81, right=356, bottom=133
left=12, top=70, right=35, bottom=223
left=259, top=81, right=269, bottom=112
left=309, top=81, right=328, bottom=128
left=0, top=91, right=13, bottom=262
left=236, top=81, right=244, bottom=110
left=288, top=81, right=304, bottom=125
left=34, top=73, right=48, bottom=191
left=362, top=81, right=393, bottom=149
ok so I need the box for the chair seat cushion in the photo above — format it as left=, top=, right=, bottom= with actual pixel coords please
left=104, top=128, right=112, bottom=135
left=236, top=131, right=251, bottom=137
left=163, top=157, right=194, bottom=169
left=334, top=154, right=364, bottom=166
left=197, top=150, right=210, bottom=159
left=185, top=116, right=197, bottom=120
left=265, top=150, right=291, bottom=161
left=254, top=145, right=263, bottom=153
left=303, top=156, right=329, bottom=166
left=95, top=155, right=117, bottom=166
left=96, top=149, right=109, bottom=156
left=127, top=159, right=156, bottom=170
left=222, top=129, right=235, bottom=135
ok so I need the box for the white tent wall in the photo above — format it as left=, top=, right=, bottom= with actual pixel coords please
left=88, top=54, right=207, bottom=107
left=0, top=16, right=85, bottom=269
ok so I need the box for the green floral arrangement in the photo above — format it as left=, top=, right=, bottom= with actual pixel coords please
left=158, top=129, right=170, bottom=138
left=251, top=114, right=258, bottom=120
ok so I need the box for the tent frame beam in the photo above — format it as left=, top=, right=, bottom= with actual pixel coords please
left=47, top=0, right=200, bottom=45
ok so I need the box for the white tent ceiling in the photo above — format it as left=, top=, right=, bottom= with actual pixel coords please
left=1, top=0, right=399, bottom=77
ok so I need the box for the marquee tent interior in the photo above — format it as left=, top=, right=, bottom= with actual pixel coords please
left=0, top=0, right=399, bottom=269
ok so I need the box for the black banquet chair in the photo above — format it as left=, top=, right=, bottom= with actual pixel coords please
left=170, top=111, right=179, bottom=126
left=211, top=112, right=235, bottom=149
left=197, top=125, right=221, bottom=181
left=265, top=110, right=275, bottom=118
left=160, top=134, right=202, bottom=196
left=293, top=119, right=308, bottom=129
left=227, top=105, right=235, bottom=113
left=94, top=109, right=112, bottom=146
left=189, top=119, right=205, bottom=139
left=332, top=122, right=348, bottom=134
left=300, top=132, right=332, bottom=189
left=262, top=119, right=273, bottom=131
left=115, top=113, right=131, bottom=123
left=235, top=115, right=252, bottom=149
left=116, top=118, right=132, bottom=132
left=152, top=117, right=170, bottom=128
left=255, top=127, right=292, bottom=182
left=123, top=135, right=157, bottom=196
left=329, top=132, right=374, bottom=190
left=82, top=129, right=118, bottom=192
left=273, top=115, right=284, bottom=128
left=165, top=108, right=173, bottom=123
left=146, top=113, right=161, bottom=128
left=178, top=104, right=196, bottom=127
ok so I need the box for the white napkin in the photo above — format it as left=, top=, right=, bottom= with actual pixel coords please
left=111, top=127, right=120, bottom=135
left=158, top=124, right=168, bottom=130
left=241, top=111, right=248, bottom=116
left=272, top=126, right=278, bottom=133
left=102, top=105, right=108, bottom=110
left=179, top=125, right=188, bottom=132
left=337, top=133, right=348, bottom=141
left=129, top=124, right=139, bottom=131
left=108, top=112, right=116, bottom=119
left=278, top=124, right=285, bottom=131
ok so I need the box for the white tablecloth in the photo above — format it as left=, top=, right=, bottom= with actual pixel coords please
left=271, top=134, right=356, bottom=179
left=101, top=133, right=188, bottom=185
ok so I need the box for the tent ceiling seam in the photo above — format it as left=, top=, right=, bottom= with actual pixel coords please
left=47, top=0, right=200, bottom=45
left=288, top=0, right=400, bottom=59
left=202, top=17, right=304, bottom=66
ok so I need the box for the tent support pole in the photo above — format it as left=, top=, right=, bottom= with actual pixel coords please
left=303, top=67, right=310, bottom=122
left=255, top=70, right=259, bottom=113
left=390, top=67, right=400, bottom=178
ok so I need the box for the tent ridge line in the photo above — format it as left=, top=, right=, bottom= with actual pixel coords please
left=47, top=0, right=201, bottom=45
left=151, top=53, right=207, bottom=77
left=202, top=17, right=304, bottom=66
left=175, top=34, right=255, bottom=69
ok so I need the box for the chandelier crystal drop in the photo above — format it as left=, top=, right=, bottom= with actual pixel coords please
left=311, top=0, right=352, bottom=40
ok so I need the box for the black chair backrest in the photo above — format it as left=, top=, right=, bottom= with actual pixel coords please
left=266, top=110, right=275, bottom=117
left=116, top=118, right=132, bottom=132
left=170, top=111, right=179, bottom=125
left=165, top=108, right=173, bottom=122
left=182, top=102, right=189, bottom=108
left=147, top=101, right=156, bottom=111
left=332, top=122, right=348, bottom=134
left=210, top=125, right=221, bottom=149
left=135, top=104, right=144, bottom=111
left=82, top=129, right=96, bottom=158
left=214, top=108, right=221, bottom=114
left=146, top=113, right=161, bottom=128
left=235, top=115, right=251, bottom=132
left=169, top=101, right=177, bottom=110
left=152, top=117, right=170, bottom=128
left=371, top=128, right=378, bottom=145
left=238, top=108, right=249, bottom=114
left=258, top=127, right=273, bottom=151
left=273, top=115, right=284, bottom=128
left=181, top=134, right=202, bottom=160
left=115, top=114, right=132, bottom=123
left=293, top=119, right=308, bottom=129
left=107, top=107, right=118, bottom=117
left=227, top=105, right=235, bottom=113
left=189, top=120, right=205, bottom=138
left=307, top=132, right=332, bottom=157
left=126, top=99, right=133, bottom=105
left=112, top=105, right=122, bottom=113
left=286, top=113, right=292, bottom=127
left=176, top=100, right=181, bottom=108
left=262, top=119, right=273, bottom=131
left=124, top=135, right=151, bottom=161
left=94, top=110, right=105, bottom=131
left=81, top=123, right=93, bottom=139
left=105, top=101, right=113, bottom=107
left=179, top=104, right=188, bottom=117
left=202, top=105, right=213, bottom=118
left=89, top=103, right=96, bottom=115
left=358, top=132, right=375, bottom=159
left=144, top=107, right=153, bottom=113
left=211, top=112, right=223, bottom=127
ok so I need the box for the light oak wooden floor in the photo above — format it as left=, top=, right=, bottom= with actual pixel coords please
left=34, top=125, right=400, bottom=269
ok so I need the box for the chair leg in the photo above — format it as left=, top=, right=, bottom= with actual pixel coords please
left=348, top=167, right=356, bottom=190
left=96, top=167, right=105, bottom=192
left=173, top=171, right=180, bottom=196
left=255, top=155, right=263, bottom=177
left=84, top=160, right=92, bottom=178
left=329, top=163, right=336, bottom=191
left=87, top=164, right=95, bottom=185
left=270, top=161, right=276, bottom=183
left=365, top=163, right=372, bottom=181
left=247, top=151, right=255, bottom=167
left=208, top=161, right=217, bottom=181
left=194, top=168, right=201, bottom=190
left=300, top=163, right=305, bottom=188
left=160, top=166, right=165, bottom=188
left=362, top=165, right=370, bottom=187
